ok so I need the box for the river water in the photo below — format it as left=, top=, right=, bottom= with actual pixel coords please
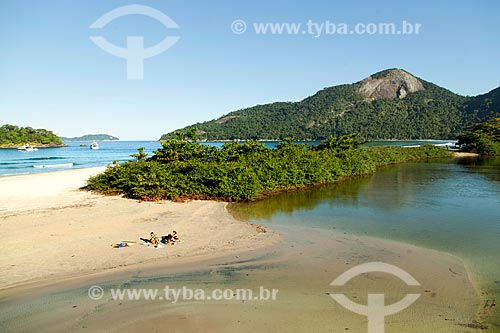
left=230, top=157, right=500, bottom=330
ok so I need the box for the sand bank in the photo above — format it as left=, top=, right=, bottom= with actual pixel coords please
left=453, top=152, right=480, bottom=157
left=0, top=168, right=279, bottom=290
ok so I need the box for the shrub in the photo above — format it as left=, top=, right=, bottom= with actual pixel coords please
left=86, top=135, right=452, bottom=201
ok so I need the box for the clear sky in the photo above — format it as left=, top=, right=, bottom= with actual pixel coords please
left=1, top=0, right=499, bottom=140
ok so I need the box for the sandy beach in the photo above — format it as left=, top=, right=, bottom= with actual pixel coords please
left=0, top=168, right=482, bottom=332
left=453, top=152, right=481, bottom=158
left=0, top=168, right=280, bottom=290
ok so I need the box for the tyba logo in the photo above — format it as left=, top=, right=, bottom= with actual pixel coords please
left=89, top=5, right=180, bottom=80
left=330, top=262, right=421, bottom=333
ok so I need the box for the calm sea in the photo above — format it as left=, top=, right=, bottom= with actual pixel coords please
left=0, top=140, right=454, bottom=177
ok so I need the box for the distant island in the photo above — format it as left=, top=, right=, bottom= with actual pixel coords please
left=0, top=124, right=66, bottom=148
left=161, top=68, right=500, bottom=141
left=61, top=134, right=119, bottom=142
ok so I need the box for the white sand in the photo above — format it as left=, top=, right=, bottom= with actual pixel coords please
left=453, top=152, right=480, bottom=157
left=0, top=167, right=106, bottom=213
left=0, top=168, right=279, bottom=289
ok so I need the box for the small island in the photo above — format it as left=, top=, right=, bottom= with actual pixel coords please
left=61, top=134, right=119, bottom=142
left=0, top=124, right=66, bottom=148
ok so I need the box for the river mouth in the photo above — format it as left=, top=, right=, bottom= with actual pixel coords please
left=229, top=157, right=500, bottom=331
left=0, top=158, right=497, bottom=332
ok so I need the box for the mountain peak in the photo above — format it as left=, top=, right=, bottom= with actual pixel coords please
left=161, top=69, right=500, bottom=141
left=357, top=68, right=425, bottom=100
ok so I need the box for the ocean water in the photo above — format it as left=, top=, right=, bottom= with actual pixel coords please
left=0, top=140, right=454, bottom=177
left=0, top=141, right=163, bottom=176
left=230, top=157, right=500, bottom=329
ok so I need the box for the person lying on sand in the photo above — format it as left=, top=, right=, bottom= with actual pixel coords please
left=161, top=230, right=179, bottom=245
left=140, top=232, right=160, bottom=244
left=171, top=230, right=179, bottom=243
left=150, top=232, right=160, bottom=245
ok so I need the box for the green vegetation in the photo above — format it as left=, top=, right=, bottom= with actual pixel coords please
left=457, top=118, right=500, bottom=156
left=61, top=134, right=119, bottom=141
left=160, top=70, right=500, bottom=141
left=0, top=124, right=64, bottom=147
left=87, top=131, right=452, bottom=201
left=131, top=146, right=148, bottom=161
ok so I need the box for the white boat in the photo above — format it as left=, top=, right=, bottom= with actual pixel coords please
left=17, top=144, right=38, bottom=152
left=90, top=141, right=99, bottom=150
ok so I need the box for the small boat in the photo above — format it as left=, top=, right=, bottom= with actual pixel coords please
left=17, top=144, right=39, bottom=152
left=90, top=141, right=99, bottom=150
left=79, top=144, right=86, bottom=147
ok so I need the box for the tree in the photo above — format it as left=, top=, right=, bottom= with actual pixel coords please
left=457, top=118, right=500, bottom=155
left=131, top=147, right=148, bottom=161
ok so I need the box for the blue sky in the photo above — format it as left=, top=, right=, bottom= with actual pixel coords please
left=1, top=0, right=499, bottom=140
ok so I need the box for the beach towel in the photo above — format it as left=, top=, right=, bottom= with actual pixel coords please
left=111, top=241, right=136, bottom=248
left=111, top=242, right=129, bottom=248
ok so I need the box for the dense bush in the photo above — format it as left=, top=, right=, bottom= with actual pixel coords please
left=86, top=133, right=452, bottom=201
left=457, top=118, right=500, bottom=156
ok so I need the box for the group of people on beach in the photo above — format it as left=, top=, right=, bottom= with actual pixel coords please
left=141, top=230, right=179, bottom=247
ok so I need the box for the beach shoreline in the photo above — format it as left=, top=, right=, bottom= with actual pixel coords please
left=453, top=152, right=480, bottom=158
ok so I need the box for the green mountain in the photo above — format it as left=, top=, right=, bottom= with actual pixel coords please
left=465, top=87, right=500, bottom=121
left=0, top=124, right=65, bottom=148
left=61, top=134, right=119, bottom=142
left=160, top=69, right=500, bottom=140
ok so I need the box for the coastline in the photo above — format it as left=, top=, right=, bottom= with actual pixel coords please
left=0, top=143, right=67, bottom=149
left=0, top=166, right=483, bottom=332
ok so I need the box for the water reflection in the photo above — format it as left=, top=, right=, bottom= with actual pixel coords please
left=455, top=157, right=500, bottom=182
left=230, top=159, right=467, bottom=221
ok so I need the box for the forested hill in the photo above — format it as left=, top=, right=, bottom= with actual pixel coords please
left=0, top=124, right=65, bottom=147
left=61, top=134, right=119, bottom=141
left=160, top=69, right=500, bottom=140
